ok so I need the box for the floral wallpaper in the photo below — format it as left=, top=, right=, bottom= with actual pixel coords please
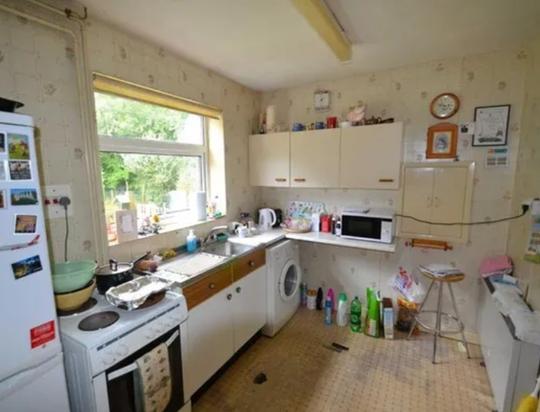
left=260, top=49, right=529, bottom=334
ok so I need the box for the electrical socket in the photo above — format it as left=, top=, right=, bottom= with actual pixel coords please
left=43, top=185, right=73, bottom=219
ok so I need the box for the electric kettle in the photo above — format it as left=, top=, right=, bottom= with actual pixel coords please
left=258, top=208, right=277, bottom=232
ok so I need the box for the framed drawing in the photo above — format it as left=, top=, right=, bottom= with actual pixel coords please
left=426, top=122, right=458, bottom=159
left=473, top=104, right=510, bottom=146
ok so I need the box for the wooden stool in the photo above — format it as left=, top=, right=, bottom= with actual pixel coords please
left=407, top=269, right=471, bottom=363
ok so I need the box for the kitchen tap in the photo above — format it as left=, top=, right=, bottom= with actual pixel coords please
left=202, top=225, right=228, bottom=247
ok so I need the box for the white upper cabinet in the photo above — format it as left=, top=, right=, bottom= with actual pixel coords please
left=340, top=122, right=403, bottom=189
left=399, top=162, right=475, bottom=243
left=249, top=132, right=290, bottom=187
left=290, top=129, right=340, bottom=188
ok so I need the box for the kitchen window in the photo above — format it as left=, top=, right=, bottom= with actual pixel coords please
left=93, top=74, right=223, bottom=246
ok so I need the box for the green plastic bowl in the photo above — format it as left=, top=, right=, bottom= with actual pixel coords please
left=52, top=260, right=97, bottom=294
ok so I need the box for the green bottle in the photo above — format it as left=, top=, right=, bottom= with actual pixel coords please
left=350, top=296, right=362, bottom=333
left=365, top=287, right=380, bottom=337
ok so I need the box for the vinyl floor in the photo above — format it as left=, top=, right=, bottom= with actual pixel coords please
left=193, top=307, right=494, bottom=412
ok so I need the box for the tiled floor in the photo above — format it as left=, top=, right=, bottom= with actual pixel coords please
left=193, top=308, right=495, bottom=412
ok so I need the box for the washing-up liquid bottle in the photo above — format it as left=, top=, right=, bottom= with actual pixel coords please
left=324, top=296, right=333, bottom=325
left=350, top=296, right=362, bottom=332
left=337, top=292, right=348, bottom=326
left=186, top=229, right=197, bottom=253
left=365, top=287, right=380, bottom=337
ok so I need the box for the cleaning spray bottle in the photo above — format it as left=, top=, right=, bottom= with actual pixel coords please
left=324, top=296, right=333, bottom=325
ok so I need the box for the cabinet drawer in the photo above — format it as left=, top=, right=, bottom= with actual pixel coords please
left=232, top=249, right=266, bottom=282
left=183, top=265, right=232, bottom=309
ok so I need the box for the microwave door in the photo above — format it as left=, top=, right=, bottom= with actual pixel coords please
left=342, top=216, right=382, bottom=242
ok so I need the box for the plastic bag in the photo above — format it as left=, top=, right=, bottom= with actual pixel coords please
left=390, top=267, right=425, bottom=303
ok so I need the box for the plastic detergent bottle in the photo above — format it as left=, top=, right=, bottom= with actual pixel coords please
left=324, top=297, right=333, bottom=325
left=327, top=288, right=335, bottom=311
left=365, top=288, right=380, bottom=337
left=337, top=293, right=348, bottom=327
left=186, top=229, right=197, bottom=253
left=350, top=296, right=362, bottom=333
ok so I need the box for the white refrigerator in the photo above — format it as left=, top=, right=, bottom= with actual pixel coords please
left=0, top=111, right=70, bottom=411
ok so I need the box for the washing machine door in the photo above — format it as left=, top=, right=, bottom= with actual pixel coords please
left=278, top=259, right=301, bottom=302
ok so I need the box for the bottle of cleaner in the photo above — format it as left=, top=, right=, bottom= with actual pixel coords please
left=327, top=288, right=335, bottom=311
left=337, top=292, right=348, bottom=326
left=365, top=287, right=380, bottom=337
left=316, top=287, right=324, bottom=310
left=350, top=296, right=362, bottom=332
left=324, top=296, right=333, bottom=325
left=186, top=229, right=197, bottom=253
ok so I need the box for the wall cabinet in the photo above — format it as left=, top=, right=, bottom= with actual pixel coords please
left=340, top=122, right=403, bottom=189
left=399, top=162, right=475, bottom=243
left=249, top=124, right=403, bottom=189
left=183, top=251, right=267, bottom=398
left=290, top=129, right=340, bottom=188
left=249, top=132, right=290, bottom=187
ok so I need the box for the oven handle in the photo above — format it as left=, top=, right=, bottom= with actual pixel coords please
left=106, top=329, right=180, bottom=382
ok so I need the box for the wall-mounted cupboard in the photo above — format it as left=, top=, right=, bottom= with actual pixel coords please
left=249, top=122, right=404, bottom=189
left=398, top=162, right=475, bottom=243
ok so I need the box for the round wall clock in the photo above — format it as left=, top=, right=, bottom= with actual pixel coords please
left=430, top=93, right=460, bottom=119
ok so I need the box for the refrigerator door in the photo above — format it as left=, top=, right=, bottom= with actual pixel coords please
left=0, top=114, right=62, bottom=382
left=0, top=353, right=70, bottom=412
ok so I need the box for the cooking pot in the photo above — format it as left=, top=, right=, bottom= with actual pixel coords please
left=95, top=253, right=149, bottom=294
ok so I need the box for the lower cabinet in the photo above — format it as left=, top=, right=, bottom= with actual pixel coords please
left=184, top=265, right=266, bottom=398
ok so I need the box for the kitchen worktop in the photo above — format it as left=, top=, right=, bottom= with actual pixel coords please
left=229, top=229, right=396, bottom=253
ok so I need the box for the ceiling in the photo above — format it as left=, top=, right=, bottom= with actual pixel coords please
left=82, top=0, right=540, bottom=91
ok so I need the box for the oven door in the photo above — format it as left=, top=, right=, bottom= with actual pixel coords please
left=341, top=214, right=384, bottom=242
left=94, top=326, right=184, bottom=412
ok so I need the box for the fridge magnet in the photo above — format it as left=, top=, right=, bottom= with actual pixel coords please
left=9, top=160, right=31, bottom=180
left=30, top=320, right=55, bottom=349
left=473, top=105, right=510, bottom=146
left=426, top=122, right=458, bottom=159
left=8, top=133, right=30, bottom=159
left=11, top=254, right=43, bottom=279
left=0, top=189, right=5, bottom=208
left=0, top=234, right=40, bottom=252
left=10, top=188, right=39, bottom=205
left=15, top=215, right=37, bottom=234
left=0, top=132, right=5, bottom=152
left=485, top=147, right=509, bottom=168
left=0, top=162, right=5, bottom=181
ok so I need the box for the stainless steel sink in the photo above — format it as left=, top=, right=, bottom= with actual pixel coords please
left=202, top=241, right=253, bottom=257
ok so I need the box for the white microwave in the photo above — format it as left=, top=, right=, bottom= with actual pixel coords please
left=340, top=208, right=395, bottom=243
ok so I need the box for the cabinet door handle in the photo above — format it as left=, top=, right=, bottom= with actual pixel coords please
left=236, top=286, right=241, bottom=293
left=248, top=260, right=255, bottom=267
left=226, top=293, right=233, bottom=301
left=378, top=178, right=394, bottom=183
left=208, top=283, right=216, bottom=289
left=294, top=178, right=306, bottom=182
left=275, top=178, right=287, bottom=182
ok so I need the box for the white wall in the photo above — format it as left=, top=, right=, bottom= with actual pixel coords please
left=260, top=50, right=530, bottom=333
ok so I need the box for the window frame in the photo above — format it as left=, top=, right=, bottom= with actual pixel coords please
left=95, top=92, right=211, bottom=241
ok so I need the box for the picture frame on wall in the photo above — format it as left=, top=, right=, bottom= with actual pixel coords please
left=426, top=122, right=458, bottom=159
left=472, top=104, right=510, bottom=146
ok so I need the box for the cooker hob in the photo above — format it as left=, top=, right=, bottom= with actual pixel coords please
left=78, top=311, right=120, bottom=331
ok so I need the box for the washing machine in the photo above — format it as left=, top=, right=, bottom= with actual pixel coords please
left=262, top=239, right=302, bottom=337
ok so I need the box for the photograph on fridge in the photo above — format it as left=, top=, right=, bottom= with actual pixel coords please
left=14, top=215, right=37, bottom=234
left=8, top=133, right=30, bottom=160
left=9, top=160, right=31, bottom=180
left=0, top=161, right=5, bottom=181
left=0, top=132, right=5, bottom=152
left=10, top=188, right=38, bottom=205
left=11, top=255, right=43, bottom=279
left=0, top=190, right=5, bottom=209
